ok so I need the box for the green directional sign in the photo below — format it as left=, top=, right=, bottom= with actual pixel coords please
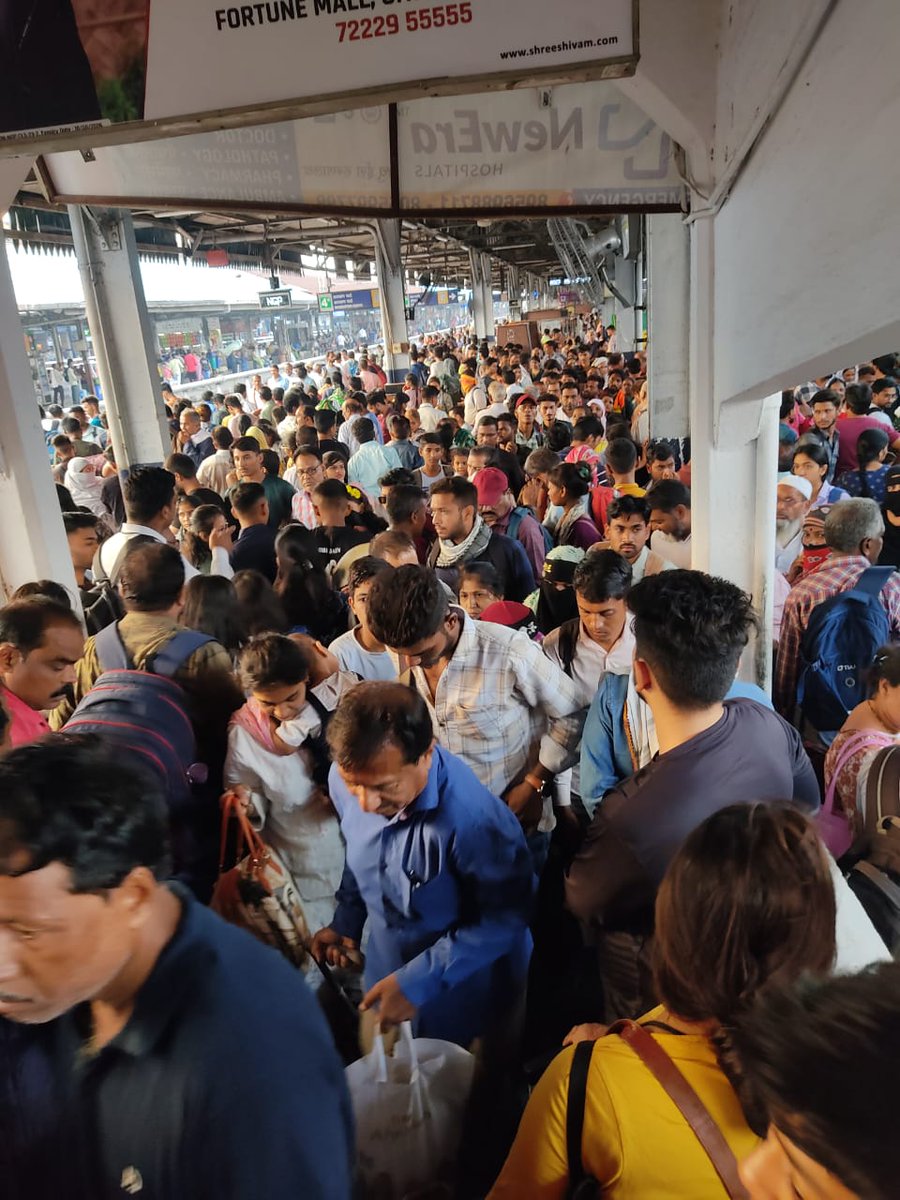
left=318, top=293, right=334, bottom=313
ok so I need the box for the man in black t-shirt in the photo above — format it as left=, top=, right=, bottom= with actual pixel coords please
left=566, top=570, right=820, bottom=1019
left=311, top=478, right=369, bottom=570
left=228, top=482, right=278, bottom=582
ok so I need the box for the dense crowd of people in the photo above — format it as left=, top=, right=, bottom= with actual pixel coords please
left=2, top=331, right=900, bottom=1199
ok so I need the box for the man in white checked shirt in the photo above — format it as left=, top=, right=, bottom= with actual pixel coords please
left=366, top=564, right=586, bottom=866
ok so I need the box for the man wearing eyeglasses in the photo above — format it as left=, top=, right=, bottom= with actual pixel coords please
left=289, top=448, right=324, bottom=530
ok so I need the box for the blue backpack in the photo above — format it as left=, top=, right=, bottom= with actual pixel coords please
left=797, top=566, right=895, bottom=734
left=507, top=506, right=554, bottom=554
left=64, top=622, right=212, bottom=809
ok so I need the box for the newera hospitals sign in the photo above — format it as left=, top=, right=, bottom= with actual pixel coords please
left=0, top=0, right=635, bottom=156
left=40, top=82, right=684, bottom=215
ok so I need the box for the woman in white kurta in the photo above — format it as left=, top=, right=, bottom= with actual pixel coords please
left=224, top=637, right=350, bottom=938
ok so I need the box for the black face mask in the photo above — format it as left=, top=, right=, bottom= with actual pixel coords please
left=884, top=492, right=900, bottom=516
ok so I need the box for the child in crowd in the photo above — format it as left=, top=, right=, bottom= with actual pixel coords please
left=328, top=557, right=396, bottom=682
left=223, top=634, right=351, bottom=939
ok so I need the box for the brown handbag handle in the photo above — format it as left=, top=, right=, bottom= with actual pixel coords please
left=218, top=790, right=268, bottom=874
left=608, top=1020, right=749, bottom=1200
left=865, top=745, right=900, bottom=834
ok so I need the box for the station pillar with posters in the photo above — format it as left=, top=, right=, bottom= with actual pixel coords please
left=68, top=206, right=170, bottom=469
left=0, top=230, right=78, bottom=598
left=372, top=219, right=410, bottom=385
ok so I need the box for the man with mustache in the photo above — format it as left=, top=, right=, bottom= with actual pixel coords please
left=0, top=599, right=84, bottom=747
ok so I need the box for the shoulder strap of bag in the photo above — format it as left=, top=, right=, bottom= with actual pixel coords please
left=565, top=1039, right=595, bottom=1194
left=146, top=630, right=214, bottom=679
left=93, top=620, right=133, bottom=672
left=853, top=858, right=900, bottom=907
left=865, top=745, right=900, bottom=831
left=852, top=566, right=896, bottom=599
left=304, top=690, right=330, bottom=725
left=398, top=667, right=419, bottom=692
left=608, top=1020, right=748, bottom=1200
left=557, top=618, right=581, bottom=678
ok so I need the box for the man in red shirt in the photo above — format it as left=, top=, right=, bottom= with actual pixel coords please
left=0, top=599, right=84, bottom=746
left=183, top=349, right=201, bottom=381
left=835, top=383, right=900, bottom=474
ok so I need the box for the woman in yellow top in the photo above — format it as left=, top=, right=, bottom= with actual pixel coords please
left=488, top=804, right=837, bottom=1199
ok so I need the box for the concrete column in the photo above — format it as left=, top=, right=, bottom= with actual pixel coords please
left=480, top=253, right=494, bottom=343
left=600, top=292, right=616, bottom=330
left=469, top=249, right=488, bottom=340
left=507, top=266, right=521, bottom=319
left=68, top=206, right=170, bottom=470
left=372, top=219, right=410, bottom=385
left=688, top=217, right=778, bottom=690
left=612, top=254, right=637, bottom=352
left=647, top=213, right=689, bottom=440
left=0, top=230, right=79, bottom=600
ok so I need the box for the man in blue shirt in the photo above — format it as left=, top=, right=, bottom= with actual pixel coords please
left=0, top=738, right=353, bottom=1199
left=312, top=681, right=535, bottom=1049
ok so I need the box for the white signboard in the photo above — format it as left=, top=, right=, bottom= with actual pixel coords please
left=41, top=81, right=685, bottom=215
left=44, top=109, right=391, bottom=210
left=399, top=83, right=682, bottom=209
left=145, top=0, right=634, bottom=120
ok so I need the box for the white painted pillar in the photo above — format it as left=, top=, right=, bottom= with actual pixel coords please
left=0, top=231, right=79, bottom=600
left=612, top=254, right=637, bottom=352
left=68, top=206, right=169, bottom=469
left=373, top=219, right=410, bottom=385
left=469, top=249, right=488, bottom=340
left=480, top=253, right=495, bottom=342
left=688, top=216, right=778, bottom=689
left=647, top=213, right=690, bottom=440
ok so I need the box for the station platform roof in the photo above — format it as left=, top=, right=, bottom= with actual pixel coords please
left=6, top=179, right=618, bottom=289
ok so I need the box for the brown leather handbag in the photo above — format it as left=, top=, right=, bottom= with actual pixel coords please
left=566, top=1020, right=749, bottom=1199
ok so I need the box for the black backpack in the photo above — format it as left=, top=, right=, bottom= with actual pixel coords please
left=846, top=745, right=900, bottom=957
left=302, top=690, right=336, bottom=789
left=83, top=535, right=155, bottom=635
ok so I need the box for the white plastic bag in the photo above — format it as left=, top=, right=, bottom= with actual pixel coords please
left=346, top=1021, right=476, bottom=1198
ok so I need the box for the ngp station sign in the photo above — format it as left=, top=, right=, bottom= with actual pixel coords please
left=0, top=0, right=635, bottom=156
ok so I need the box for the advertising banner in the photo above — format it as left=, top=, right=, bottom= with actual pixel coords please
left=398, top=82, right=682, bottom=210
left=0, top=0, right=634, bottom=156
left=40, top=81, right=685, bottom=215
left=42, top=109, right=392, bottom=210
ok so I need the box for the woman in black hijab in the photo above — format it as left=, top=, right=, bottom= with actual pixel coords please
left=533, top=549, right=584, bottom=635
left=878, top=464, right=900, bottom=568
